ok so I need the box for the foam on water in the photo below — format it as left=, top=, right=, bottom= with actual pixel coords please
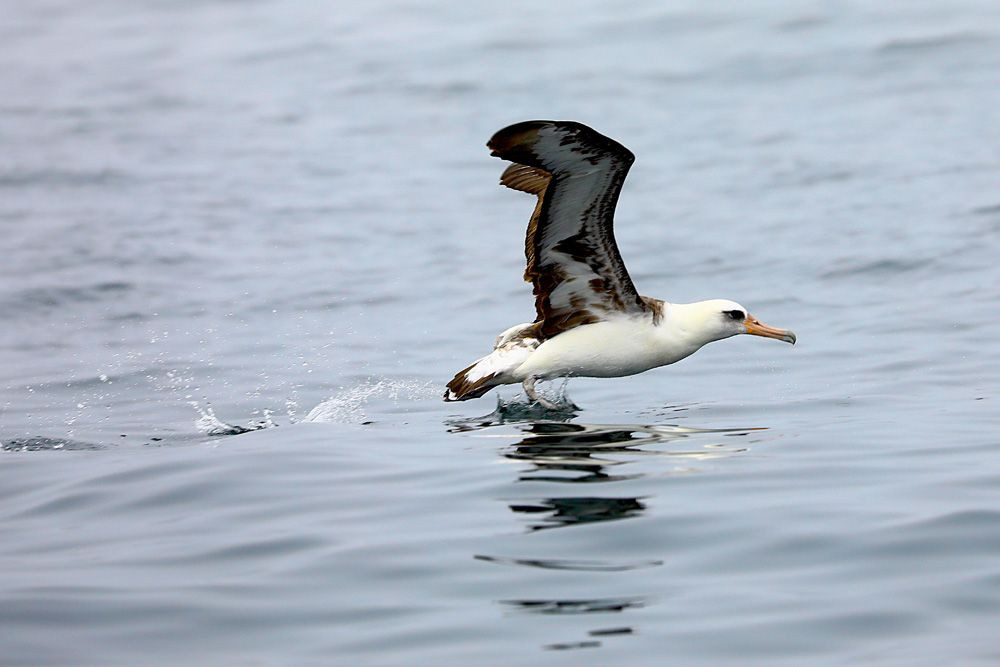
left=444, top=380, right=582, bottom=427
left=303, top=378, right=438, bottom=424
left=191, top=402, right=273, bottom=436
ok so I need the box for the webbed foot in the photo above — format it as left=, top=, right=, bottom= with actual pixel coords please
left=522, top=375, right=561, bottom=410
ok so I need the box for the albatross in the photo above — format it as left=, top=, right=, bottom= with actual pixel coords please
left=445, top=120, right=795, bottom=408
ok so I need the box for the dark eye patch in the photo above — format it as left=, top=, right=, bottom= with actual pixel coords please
left=724, top=310, right=745, bottom=321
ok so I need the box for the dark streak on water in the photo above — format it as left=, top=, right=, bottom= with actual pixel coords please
left=2, top=0, right=1000, bottom=665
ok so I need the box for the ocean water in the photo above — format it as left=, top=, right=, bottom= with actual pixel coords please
left=2, top=0, right=1000, bottom=664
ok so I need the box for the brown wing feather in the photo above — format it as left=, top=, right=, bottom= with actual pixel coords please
left=500, top=163, right=552, bottom=283
left=500, top=163, right=550, bottom=195
left=489, top=120, right=648, bottom=338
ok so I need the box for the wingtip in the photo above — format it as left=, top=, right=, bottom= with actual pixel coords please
left=486, top=120, right=635, bottom=171
left=487, top=122, right=547, bottom=163
left=488, top=120, right=553, bottom=145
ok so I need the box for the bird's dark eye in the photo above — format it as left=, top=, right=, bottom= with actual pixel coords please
left=724, top=310, right=745, bottom=321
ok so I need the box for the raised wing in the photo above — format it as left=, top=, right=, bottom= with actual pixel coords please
left=488, top=120, right=649, bottom=338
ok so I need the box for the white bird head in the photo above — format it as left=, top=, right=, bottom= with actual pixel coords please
left=677, top=299, right=797, bottom=346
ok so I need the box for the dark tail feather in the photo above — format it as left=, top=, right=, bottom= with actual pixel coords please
left=444, top=362, right=500, bottom=402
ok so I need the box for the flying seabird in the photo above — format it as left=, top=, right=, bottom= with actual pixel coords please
left=445, top=120, right=795, bottom=408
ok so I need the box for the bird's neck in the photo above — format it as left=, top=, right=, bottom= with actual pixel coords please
left=654, top=301, right=725, bottom=358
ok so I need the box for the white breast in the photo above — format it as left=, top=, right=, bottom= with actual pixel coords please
left=512, top=316, right=701, bottom=380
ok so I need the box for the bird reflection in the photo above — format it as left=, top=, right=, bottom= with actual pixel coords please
left=509, top=496, right=646, bottom=531
left=505, top=422, right=649, bottom=483
left=450, top=405, right=764, bottom=653
left=499, top=598, right=646, bottom=614
left=504, top=420, right=754, bottom=484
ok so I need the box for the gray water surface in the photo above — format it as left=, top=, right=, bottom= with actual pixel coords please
left=2, top=1, right=1000, bottom=664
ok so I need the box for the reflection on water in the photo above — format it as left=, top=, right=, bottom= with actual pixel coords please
left=544, top=639, right=603, bottom=651
left=506, top=422, right=754, bottom=483
left=500, top=597, right=645, bottom=649
left=499, top=597, right=647, bottom=614
left=509, top=496, right=647, bottom=532
left=451, top=409, right=761, bottom=484
left=588, top=626, right=634, bottom=637
left=455, top=409, right=767, bottom=653
left=474, top=553, right=663, bottom=571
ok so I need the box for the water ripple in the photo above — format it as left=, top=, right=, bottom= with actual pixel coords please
left=474, top=554, right=663, bottom=572
left=499, top=597, right=647, bottom=615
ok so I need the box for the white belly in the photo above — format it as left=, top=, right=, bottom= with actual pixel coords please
left=513, top=319, right=698, bottom=380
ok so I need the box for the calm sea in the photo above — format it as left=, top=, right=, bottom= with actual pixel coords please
left=2, top=0, right=1000, bottom=664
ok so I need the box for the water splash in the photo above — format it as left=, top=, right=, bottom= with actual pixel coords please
left=184, top=379, right=435, bottom=435
left=495, top=391, right=580, bottom=421
left=191, top=402, right=271, bottom=436
left=448, top=380, right=581, bottom=426
left=303, top=378, right=437, bottom=424
left=447, top=387, right=580, bottom=430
